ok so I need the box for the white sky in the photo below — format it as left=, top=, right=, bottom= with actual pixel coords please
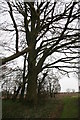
left=59, top=74, right=78, bottom=92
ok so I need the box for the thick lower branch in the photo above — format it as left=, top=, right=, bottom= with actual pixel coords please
left=1, top=48, right=29, bottom=65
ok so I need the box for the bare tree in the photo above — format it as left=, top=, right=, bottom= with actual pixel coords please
left=66, top=88, right=71, bottom=93
left=0, top=1, right=80, bottom=105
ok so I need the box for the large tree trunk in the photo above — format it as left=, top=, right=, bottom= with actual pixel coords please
left=26, top=39, right=37, bottom=105
left=27, top=71, right=37, bottom=105
left=25, top=2, right=38, bottom=105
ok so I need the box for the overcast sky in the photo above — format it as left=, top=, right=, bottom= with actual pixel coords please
left=60, top=75, right=78, bottom=92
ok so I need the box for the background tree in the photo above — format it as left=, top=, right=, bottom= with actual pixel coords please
left=47, top=72, right=61, bottom=98
left=66, top=88, right=71, bottom=93
left=72, top=89, right=75, bottom=93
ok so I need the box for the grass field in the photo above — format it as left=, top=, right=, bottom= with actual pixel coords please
left=2, top=93, right=79, bottom=119
left=60, top=96, right=78, bottom=118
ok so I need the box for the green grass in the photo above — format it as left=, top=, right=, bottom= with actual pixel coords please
left=2, top=98, right=63, bottom=118
left=60, top=96, right=78, bottom=118
left=2, top=94, right=79, bottom=118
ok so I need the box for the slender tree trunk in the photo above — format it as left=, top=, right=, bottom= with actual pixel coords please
left=38, top=72, right=47, bottom=96
left=20, top=84, right=25, bottom=100
left=20, top=54, right=27, bottom=100
left=12, top=85, right=21, bottom=99
left=38, top=81, right=41, bottom=96
left=49, top=83, right=52, bottom=98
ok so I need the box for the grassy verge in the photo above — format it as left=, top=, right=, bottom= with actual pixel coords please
left=60, top=96, right=79, bottom=118
left=2, top=98, right=63, bottom=118
left=3, top=94, right=78, bottom=118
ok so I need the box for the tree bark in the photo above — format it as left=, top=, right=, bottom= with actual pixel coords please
left=26, top=45, right=37, bottom=104
left=27, top=71, right=37, bottom=105
left=26, top=2, right=38, bottom=105
left=26, top=44, right=37, bottom=105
